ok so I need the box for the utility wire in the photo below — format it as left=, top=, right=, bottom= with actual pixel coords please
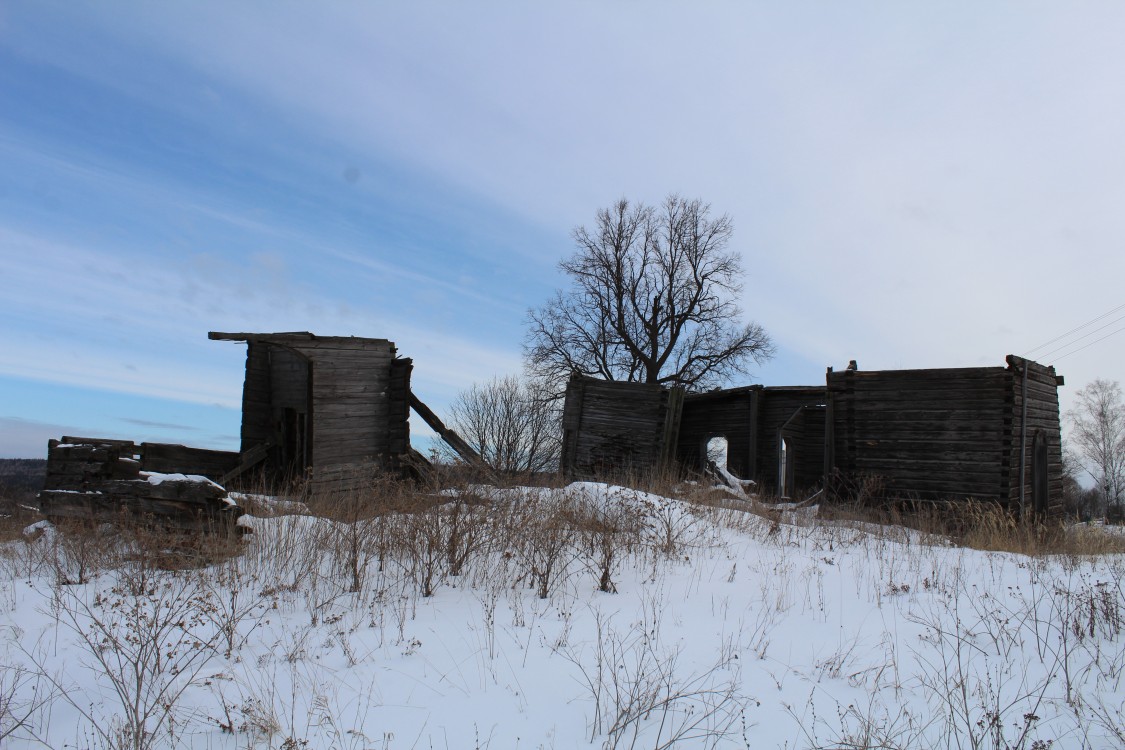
left=1024, top=301, right=1125, bottom=356
left=1050, top=325, right=1125, bottom=363
left=1034, top=313, right=1125, bottom=361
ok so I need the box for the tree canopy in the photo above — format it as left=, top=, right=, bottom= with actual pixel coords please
left=525, top=195, right=774, bottom=390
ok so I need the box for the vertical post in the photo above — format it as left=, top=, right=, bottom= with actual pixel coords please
left=747, top=387, right=760, bottom=482
left=824, top=368, right=835, bottom=493
left=659, top=386, right=685, bottom=474
left=1019, top=360, right=1028, bottom=516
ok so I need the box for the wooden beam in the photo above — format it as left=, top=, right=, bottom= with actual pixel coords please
left=408, top=392, right=488, bottom=469
left=747, top=388, right=759, bottom=481
left=209, top=331, right=314, bottom=342
left=219, top=441, right=273, bottom=485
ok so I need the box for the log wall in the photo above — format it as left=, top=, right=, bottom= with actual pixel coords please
left=828, top=366, right=1009, bottom=501
left=1003, top=356, right=1064, bottom=517
left=827, top=357, right=1063, bottom=515
left=554, top=356, right=1063, bottom=518
left=240, top=342, right=274, bottom=454
left=757, top=388, right=826, bottom=495
left=212, top=332, right=412, bottom=496
left=39, top=439, right=242, bottom=531
left=561, top=376, right=683, bottom=479
left=388, top=358, right=413, bottom=457
left=678, top=387, right=756, bottom=479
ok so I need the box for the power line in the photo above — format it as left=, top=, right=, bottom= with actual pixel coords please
left=1024, top=301, right=1125, bottom=356
left=1050, top=325, right=1125, bottom=363
left=1035, top=313, right=1125, bottom=361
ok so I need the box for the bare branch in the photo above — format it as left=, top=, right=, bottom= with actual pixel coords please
left=525, top=195, right=774, bottom=390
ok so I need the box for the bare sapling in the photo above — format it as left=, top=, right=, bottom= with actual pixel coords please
left=0, top=661, right=55, bottom=746
left=47, top=560, right=222, bottom=750
left=396, top=497, right=448, bottom=598
left=574, top=489, right=644, bottom=594
left=515, top=489, right=580, bottom=600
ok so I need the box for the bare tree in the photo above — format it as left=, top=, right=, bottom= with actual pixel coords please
left=525, top=195, right=774, bottom=389
left=448, top=374, right=560, bottom=473
left=1067, top=379, right=1125, bottom=517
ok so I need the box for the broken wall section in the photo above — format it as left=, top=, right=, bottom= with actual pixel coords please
left=677, top=385, right=826, bottom=496
left=560, top=376, right=683, bottom=479
left=211, top=332, right=412, bottom=496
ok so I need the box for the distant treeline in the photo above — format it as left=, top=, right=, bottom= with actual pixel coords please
left=0, top=458, right=47, bottom=503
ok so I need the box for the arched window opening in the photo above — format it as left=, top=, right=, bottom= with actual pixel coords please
left=706, top=435, right=729, bottom=471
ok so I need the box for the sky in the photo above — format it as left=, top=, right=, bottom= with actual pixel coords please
left=1, top=1, right=1124, bottom=458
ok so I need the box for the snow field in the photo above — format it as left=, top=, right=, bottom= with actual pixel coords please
left=0, top=483, right=1123, bottom=749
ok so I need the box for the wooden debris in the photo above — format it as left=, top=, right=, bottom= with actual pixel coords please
left=40, top=439, right=242, bottom=532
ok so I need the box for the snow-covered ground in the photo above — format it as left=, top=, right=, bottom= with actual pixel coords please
left=1, top=482, right=1123, bottom=749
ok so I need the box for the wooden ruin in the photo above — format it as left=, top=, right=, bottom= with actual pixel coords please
left=677, top=386, right=827, bottom=496
left=560, top=376, right=684, bottom=478
left=560, top=355, right=1065, bottom=518
left=40, top=331, right=484, bottom=525
left=39, top=438, right=242, bottom=531
left=825, top=355, right=1064, bottom=516
left=209, top=331, right=414, bottom=495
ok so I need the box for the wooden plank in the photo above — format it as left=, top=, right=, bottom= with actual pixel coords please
left=60, top=436, right=136, bottom=450
left=409, top=393, right=487, bottom=468
left=219, top=441, right=273, bottom=485
left=141, top=443, right=240, bottom=477
left=659, top=387, right=684, bottom=471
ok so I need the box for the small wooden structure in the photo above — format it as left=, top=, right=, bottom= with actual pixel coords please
left=38, top=331, right=486, bottom=525
left=560, top=355, right=1065, bottom=518
left=209, top=331, right=414, bottom=495
left=560, top=376, right=684, bottom=478
left=38, top=438, right=242, bottom=531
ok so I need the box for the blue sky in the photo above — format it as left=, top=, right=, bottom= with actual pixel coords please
left=2, top=2, right=1124, bottom=458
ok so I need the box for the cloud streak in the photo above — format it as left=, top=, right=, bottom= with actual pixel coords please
left=2, top=1, right=1124, bottom=449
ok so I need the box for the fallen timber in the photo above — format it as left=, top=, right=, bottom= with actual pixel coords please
left=39, top=438, right=244, bottom=533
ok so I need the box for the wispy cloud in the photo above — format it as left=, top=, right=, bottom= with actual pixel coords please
left=120, top=418, right=201, bottom=432
left=2, top=0, right=1123, bottom=437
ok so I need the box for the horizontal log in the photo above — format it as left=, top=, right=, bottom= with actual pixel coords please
left=313, top=444, right=381, bottom=461
left=60, top=436, right=137, bottom=450
left=314, top=403, right=393, bottom=418
left=842, top=431, right=1005, bottom=444
left=48, top=445, right=119, bottom=462
left=304, top=352, right=394, bottom=367
left=71, top=477, right=225, bottom=501
left=314, top=383, right=387, bottom=397
left=311, top=374, right=389, bottom=390
left=38, top=490, right=240, bottom=530
left=833, top=394, right=1009, bottom=409
left=829, top=368, right=1010, bottom=382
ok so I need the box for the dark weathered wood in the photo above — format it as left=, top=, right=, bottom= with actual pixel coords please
left=213, top=332, right=414, bottom=495
left=825, top=355, right=1063, bottom=511
left=140, top=443, right=240, bottom=479
left=562, top=376, right=685, bottom=479
left=409, top=392, right=487, bottom=468
left=219, top=441, right=273, bottom=485
left=40, top=438, right=242, bottom=532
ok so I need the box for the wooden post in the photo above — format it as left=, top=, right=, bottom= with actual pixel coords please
left=824, top=367, right=835, bottom=493
left=747, top=387, right=760, bottom=482
left=659, top=387, right=685, bottom=473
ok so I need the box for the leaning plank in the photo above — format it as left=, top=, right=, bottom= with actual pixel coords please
left=219, top=441, right=274, bottom=485
left=408, top=392, right=488, bottom=469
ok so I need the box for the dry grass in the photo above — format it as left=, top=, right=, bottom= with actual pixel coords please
left=4, top=462, right=1125, bottom=749
left=0, top=500, right=43, bottom=544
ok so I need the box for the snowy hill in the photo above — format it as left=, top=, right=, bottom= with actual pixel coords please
left=1, top=482, right=1122, bottom=748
